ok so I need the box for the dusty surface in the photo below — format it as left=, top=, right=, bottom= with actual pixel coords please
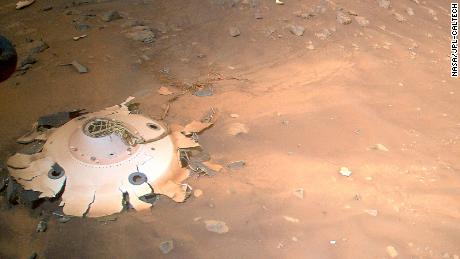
left=0, top=0, right=459, bottom=258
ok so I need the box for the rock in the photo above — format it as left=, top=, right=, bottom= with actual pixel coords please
left=42, top=5, right=53, bottom=11
left=193, top=189, right=203, bottom=198
left=293, top=188, right=304, bottom=199
left=101, top=10, right=122, bottom=22
left=74, top=23, right=90, bottom=31
left=306, top=41, right=315, bottom=50
left=226, top=160, right=246, bottom=170
left=386, top=246, right=398, bottom=258
left=204, top=220, right=229, bottom=234
left=125, top=26, right=155, bottom=43
left=377, top=0, right=391, bottom=9
left=27, top=252, right=37, bottom=259
left=315, top=28, right=332, bottom=40
left=364, top=209, right=378, bottom=216
left=121, top=20, right=144, bottom=28
left=288, top=25, right=305, bottom=36
left=254, top=10, right=263, bottom=19
left=336, top=10, right=352, bottom=25
left=194, top=86, right=213, bottom=97
left=57, top=216, right=72, bottom=223
left=354, top=16, right=369, bottom=26
left=339, top=167, right=352, bottom=177
left=393, top=12, right=406, bottom=22
left=159, top=240, right=174, bottom=254
left=16, top=0, right=35, bottom=9
left=73, top=34, right=87, bottom=41
left=36, top=220, right=47, bottom=232
left=373, top=143, right=389, bottom=151
left=71, top=61, right=88, bottom=73
left=406, top=7, right=414, bottom=16
left=226, top=122, right=249, bottom=135
left=18, top=54, right=37, bottom=69
left=28, top=40, right=49, bottom=54
left=229, top=26, right=241, bottom=37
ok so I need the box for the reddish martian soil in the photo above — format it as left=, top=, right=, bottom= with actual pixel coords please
left=0, top=0, right=459, bottom=258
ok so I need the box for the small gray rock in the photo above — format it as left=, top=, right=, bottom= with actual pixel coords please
left=101, top=10, right=122, bottom=22
left=159, top=240, right=174, bottom=254
left=226, top=160, right=246, bottom=170
left=74, top=23, right=90, bottom=31
left=18, top=54, right=37, bottom=69
left=336, top=10, right=352, bottom=25
left=194, top=86, right=213, bottom=97
left=28, top=40, right=49, bottom=54
left=229, top=26, right=240, bottom=37
left=121, top=20, right=144, bottom=28
left=288, top=24, right=305, bottom=36
left=36, top=220, right=47, bottom=232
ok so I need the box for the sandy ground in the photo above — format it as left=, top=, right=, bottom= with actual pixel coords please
left=0, top=0, right=459, bottom=258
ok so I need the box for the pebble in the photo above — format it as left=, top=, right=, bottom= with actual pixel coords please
left=254, top=10, right=263, bottom=19
left=204, top=220, right=229, bottom=234
left=28, top=252, right=37, bottom=259
left=386, top=246, right=398, bottom=258
left=230, top=113, right=240, bottom=118
left=101, top=10, right=122, bottom=22
left=28, top=40, right=49, bottom=54
left=74, top=23, right=90, bottom=31
left=226, top=160, right=246, bottom=170
left=336, top=10, right=352, bottom=25
left=355, top=16, right=370, bottom=26
left=18, top=54, right=37, bottom=69
left=121, top=20, right=144, bottom=29
left=339, top=167, right=352, bottom=177
left=229, top=26, right=241, bottom=37
left=57, top=216, right=72, bottom=223
left=42, top=5, right=53, bottom=11
left=159, top=240, right=174, bottom=254
left=193, top=189, right=203, bottom=198
left=194, top=86, right=213, bottom=97
left=36, top=220, right=47, bottom=232
left=377, top=0, right=391, bottom=9
left=306, top=41, right=315, bottom=50
left=288, top=25, right=305, bottom=36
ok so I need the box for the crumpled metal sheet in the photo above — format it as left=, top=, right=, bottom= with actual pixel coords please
left=6, top=97, right=208, bottom=217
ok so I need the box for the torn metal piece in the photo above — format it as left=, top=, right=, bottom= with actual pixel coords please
left=7, top=98, right=199, bottom=217
left=183, top=121, right=213, bottom=135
